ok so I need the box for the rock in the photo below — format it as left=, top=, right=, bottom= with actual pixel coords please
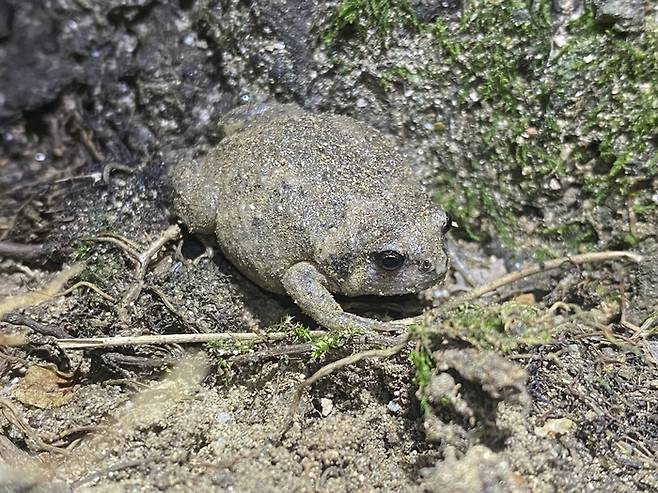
left=534, top=417, right=576, bottom=438
left=593, top=0, right=645, bottom=31
left=320, top=397, right=334, bottom=417
left=12, top=366, right=77, bottom=409
left=0, top=2, right=81, bottom=118
left=409, top=0, right=462, bottom=23
left=421, top=445, right=528, bottom=493
left=552, top=0, right=583, bottom=16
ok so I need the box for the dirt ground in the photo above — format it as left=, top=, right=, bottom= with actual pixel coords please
left=1, top=0, right=657, bottom=492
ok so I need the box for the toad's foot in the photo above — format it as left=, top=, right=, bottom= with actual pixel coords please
left=282, top=262, right=403, bottom=333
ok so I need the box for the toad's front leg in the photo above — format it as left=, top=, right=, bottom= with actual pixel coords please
left=282, top=262, right=402, bottom=333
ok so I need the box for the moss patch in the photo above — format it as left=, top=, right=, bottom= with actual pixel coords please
left=440, top=301, right=553, bottom=352
left=323, top=0, right=421, bottom=45
left=326, top=0, right=657, bottom=248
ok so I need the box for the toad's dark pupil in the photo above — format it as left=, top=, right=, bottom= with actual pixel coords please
left=377, top=251, right=405, bottom=271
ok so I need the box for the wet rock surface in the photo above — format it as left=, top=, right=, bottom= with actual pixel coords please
left=593, top=0, right=645, bottom=30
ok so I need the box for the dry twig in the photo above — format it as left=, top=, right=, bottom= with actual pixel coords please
left=55, top=281, right=116, bottom=302
left=0, top=241, right=46, bottom=260
left=397, top=250, right=642, bottom=326
left=54, top=330, right=328, bottom=349
left=2, top=313, right=71, bottom=338
left=0, top=264, right=84, bottom=318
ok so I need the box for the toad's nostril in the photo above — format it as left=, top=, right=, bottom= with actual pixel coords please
left=420, top=259, right=433, bottom=272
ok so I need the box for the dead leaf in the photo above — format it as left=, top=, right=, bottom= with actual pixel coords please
left=512, top=293, right=536, bottom=305
left=12, top=366, right=76, bottom=409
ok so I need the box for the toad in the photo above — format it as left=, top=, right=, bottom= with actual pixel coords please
left=172, top=104, right=451, bottom=332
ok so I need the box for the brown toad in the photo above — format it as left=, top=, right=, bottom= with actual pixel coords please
left=172, top=104, right=451, bottom=332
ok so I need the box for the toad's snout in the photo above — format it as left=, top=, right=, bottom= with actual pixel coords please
left=418, top=255, right=449, bottom=277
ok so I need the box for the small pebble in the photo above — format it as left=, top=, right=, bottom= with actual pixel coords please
left=215, top=410, right=233, bottom=425
left=320, top=397, right=333, bottom=417
left=387, top=400, right=402, bottom=414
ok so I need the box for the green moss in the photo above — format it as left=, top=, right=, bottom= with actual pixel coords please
left=310, top=328, right=361, bottom=361
left=72, top=245, right=125, bottom=288
left=323, top=0, right=421, bottom=44
left=269, top=318, right=362, bottom=361
left=426, top=0, right=557, bottom=240
left=410, top=346, right=433, bottom=414
left=438, top=184, right=518, bottom=243
left=376, top=0, right=656, bottom=246
left=73, top=240, right=94, bottom=260
left=380, top=65, right=423, bottom=91
left=205, top=338, right=254, bottom=357
left=533, top=245, right=563, bottom=262
left=441, top=302, right=552, bottom=352
left=541, top=221, right=598, bottom=250
left=551, top=25, right=658, bottom=213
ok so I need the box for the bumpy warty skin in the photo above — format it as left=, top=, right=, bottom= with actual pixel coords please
left=173, top=104, right=450, bottom=317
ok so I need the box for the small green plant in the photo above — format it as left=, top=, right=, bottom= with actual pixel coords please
left=204, top=338, right=256, bottom=385
left=71, top=248, right=125, bottom=288
left=73, top=239, right=94, bottom=260
left=310, top=328, right=360, bottom=361
left=542, top=221, right=598, bottom=250
left=410, top=346, right=433, bottom=413
left=205, top=338, right=254, bottom=358
left=272, top=316, right=313, bottom=343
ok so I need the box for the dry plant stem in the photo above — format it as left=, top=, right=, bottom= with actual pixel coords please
left=231, top=343, right=315, bottom=364
left=79, top=126, right=104, bottom=162
left=0, top=264, right=84, bottom=318
left=55, top=281, right=116, bottom=302
left=294, top=337, right=410, bottom=395
left=456, top=250, right=642, bottom=303
left=147, top=286, right=195, bottom=326
left=0, top=241, right=45, bottom=259
left=50, top=424, right=110, bottom=448
left=232, top=333, right=406, bottom=365
left=0, top=195, right=35, bottom=241
left=93, top=233, right=141, bottom=255
left=72, top=456, right=164, bottom=489
left=0, top=350, right=29, bottom=366
left=397, top=250, right=642, bottom=325
left=55, top=330, right=329, bottom=349
left=2, top=313, right=71, bottom=338
left=102, top=162, right=133, bottom=185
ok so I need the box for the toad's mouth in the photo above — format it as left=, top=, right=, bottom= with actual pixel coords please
left=353, top=272, right=447, bottom=297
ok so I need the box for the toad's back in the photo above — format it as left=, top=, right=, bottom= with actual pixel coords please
left=173, top=110, right=437, bottom=293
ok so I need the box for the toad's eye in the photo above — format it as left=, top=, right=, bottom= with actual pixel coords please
left=375, top=250, right=406, bottom=271
left=442, top=214, right=453, bottom=234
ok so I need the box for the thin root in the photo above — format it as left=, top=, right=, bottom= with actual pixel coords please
left=92, top=225, right=182, bottom=312
left=0, top=397, right=68, bottom=455
left=55, top=281, right=116, bottom=302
